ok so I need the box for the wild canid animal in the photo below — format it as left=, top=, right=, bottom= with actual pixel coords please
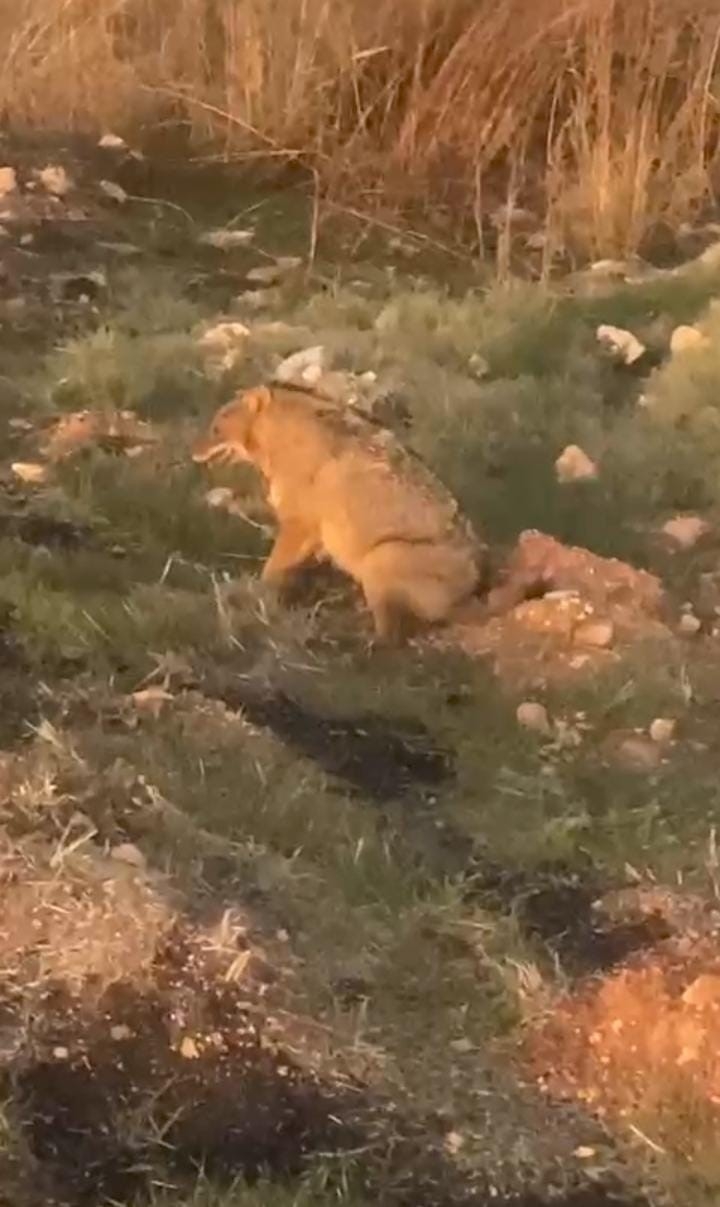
left=192, top=384, right=487, bottom=642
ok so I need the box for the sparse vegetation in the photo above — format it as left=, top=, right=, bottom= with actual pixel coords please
left=2, top=129, right=720, bottom=1207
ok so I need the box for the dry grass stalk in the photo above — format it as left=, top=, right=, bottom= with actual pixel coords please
left=0, top=0, right=718, bottom=257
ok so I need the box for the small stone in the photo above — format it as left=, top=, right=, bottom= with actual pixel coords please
left=11, top=461, right=47, bottom=484
left=198, top=320, right=250, bottom=372
left=573, top=619, right=614, bottom=649
left=573, top=1146, right=596, bottom=1160
left=110, top=842, right=146, bottom=869
left=110, top=1024, right=132, bottom=1041
left=0, top=167, right=17, bottom=197
left=37, top=165, right=72, bottom=196
left=670, top=325, right=708, bottom=356
left=596, top=324, right=646, bottom=365
left=205, top=487, right=235, bottom=509
left=199, top=228, right=254, bottom=250
left=468, top=353, right=490, bottom=379
left=179, top=1035, right=201, bottom=1059
left=589, top=259, right=630, bottom=278
left=444, top=1131, right=465, bottom=1155
left=555, top=444, right=598, bottom=483
left=275, top=345, right=327, bottom=387
left=98, top=132, right=127, bottom=149
left=649, top=718, right=676, bottom=744
left=661, top=515, right=709, bottom=549
left=516, top=701, right=552, bottom=736
left=679, top=612, right=702, bottom=635
left=52, top=1046, right=69, bottom=1060
left=98, top=179, right=128, bottom=204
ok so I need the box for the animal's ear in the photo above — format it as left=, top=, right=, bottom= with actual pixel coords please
left=244, top=386, right=272, bottom=415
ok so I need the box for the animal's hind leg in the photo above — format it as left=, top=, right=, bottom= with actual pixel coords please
left=364, top=587, right=411, bottom=646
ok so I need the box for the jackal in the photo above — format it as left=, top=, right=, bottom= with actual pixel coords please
left=193, top=384, right=486, bottom=642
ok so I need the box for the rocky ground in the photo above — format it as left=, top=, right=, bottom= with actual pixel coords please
left=1, top=127, right=720, bottom=1207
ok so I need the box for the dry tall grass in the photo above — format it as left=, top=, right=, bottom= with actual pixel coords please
left=1, top=0, right=719, bottom=258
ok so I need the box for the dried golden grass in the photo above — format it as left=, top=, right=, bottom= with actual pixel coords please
left=0, top=0, right=719, bottom=257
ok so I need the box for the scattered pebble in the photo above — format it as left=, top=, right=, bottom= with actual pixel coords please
left=573, top=619, right=614, bottom=649
left=573, top=1146, right=597, bottom=1160
left=110, top=1024, right=132, bottom=1041
left=555, top=444, right=598, bottom=483
left=205, top=487, right=236, bottom=510
left=198, top=320, right=250, bottom=372
left=11, top=461, right=47, bottom=484
left=98, top=132, right=127, bottom=150
left=0, top=166, right=17, bottom=197
left=199, top=228, right=254, bottom=250
left=468, top=352, right=490, bottom=379
left=516, top=701, right=552, bottom=736
left=52, top=1046, right=69, bottom=1061
left=444, top=1131, right=465, bottom=1155
left=37, top=164, right=72, bottom=196
left=179, top=1035, right=201, bottom=1059
left=110, top=842, right=147, bottom=870
left=275, top=345, right=327, bottom=388
left=649, top=717, right=676, bottom=744
left=98, top=179, right=128, bottom=204
left=679, top=612, right=702, bottom=635
left=596, top=323, right=646, bottom=365
left=589, top=259, right=630, bottom=278
left=661, top=515, right=709, bottom=549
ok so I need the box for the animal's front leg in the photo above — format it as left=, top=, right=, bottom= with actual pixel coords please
left=261, top=518, right=320, bottom=587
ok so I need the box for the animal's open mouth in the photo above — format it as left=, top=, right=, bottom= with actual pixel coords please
left=192, top=441, right=245, bottom=466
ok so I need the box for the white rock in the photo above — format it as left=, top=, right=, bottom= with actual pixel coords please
left=661, top=515, right=709, bottom=549
left=198, top=320, right=250, bottom=373
left=198, top=320, right=250, bottom=350
left=468, top=353, right=490, bottom=379
left=110, top=1023, right=132, bottom=1040
left=110, top=842, right=146, bottom=869
left=679, top=611, right=702, bottom=635
left=573, top=619, right=614, bottom=649
left=98, top=179, right=128, bottom=204
left=275, top=345, right=327, bottom=387
left=98, top=132, right=127, bottom=149
left=11, top=461, right=47, bottom=484
left=0, top=167, right=17, bottom=198
left=649, top=718, right=676, bottom=744
left=199, top=228, right=254, bottom=250
left=205, top=487, right=235, bottom=509
left=516, top=701, right=552, bottom=736
left=555, top=444, right=598, bottom=483
left=590, top=259, right=630, bottom=278
left=37, top=165, right=72, bottom=196
left=670, top=324, right=708, bottom=356
left=596, top=324, right=646, bottom=365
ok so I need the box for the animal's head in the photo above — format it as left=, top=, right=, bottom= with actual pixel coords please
left=192, top=386, right=272, bottom=466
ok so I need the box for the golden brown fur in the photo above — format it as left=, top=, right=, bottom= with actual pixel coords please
left=193, top=385, right=485, bottom=642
